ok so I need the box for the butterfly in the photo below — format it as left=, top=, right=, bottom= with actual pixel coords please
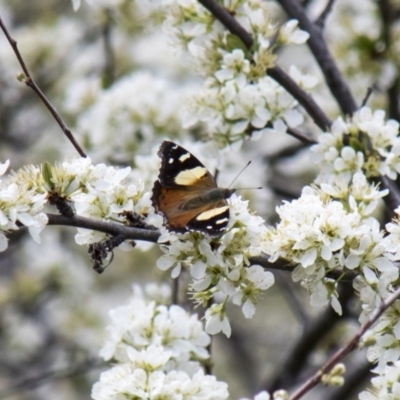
left=151, top=141, right=236, bottom=236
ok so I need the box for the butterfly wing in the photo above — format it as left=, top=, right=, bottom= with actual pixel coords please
left=151, top=141, right=231, bottom=236
left=156, top=141, right=217, bottom=189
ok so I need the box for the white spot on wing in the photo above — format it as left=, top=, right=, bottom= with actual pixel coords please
left=168, top=157, right=174, bottom=164
left=179, top=153, right=191, bottom=162
left=175, top=167, right=207, bottom=185
left=196, top=206, right=229, bottom=221
left=216, top=217, right=228, bottom=224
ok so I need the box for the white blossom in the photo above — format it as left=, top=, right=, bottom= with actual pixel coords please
left=155, top=194, right=274, bottom=335
left=359, top=360, right=400, bottom=399
left=312, top=107, right=400, bottom=183
left=279, top=20, right=310, bottom=44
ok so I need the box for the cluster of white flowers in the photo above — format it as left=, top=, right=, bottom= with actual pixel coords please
left=156, top=195, right=274, bottom=337
left=75, top=72, right=190, bottom=163
left=0, top=157, right=152, bottom=252
left=159, top=0, right=311, bottom=147
left=266, top=104, right=400, bottom=396
left=265, top=178, right=395, bottom=314
left=352, top=207, right=400, bottom=378
left=359, top=360, right=400, bottom=400
left=312, top=107, right=400, bottom=183
left=0, top=160, right=48, bottom=251
left=92, top=285, right=229, bottom=400
left=45, top=157, right=151, bottom=245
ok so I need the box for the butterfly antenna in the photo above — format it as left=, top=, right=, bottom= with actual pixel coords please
left=229, top=161, right=252, bottom=189
left=235, top=186, right=263, bottom=191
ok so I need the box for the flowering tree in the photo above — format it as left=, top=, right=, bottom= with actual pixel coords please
left=1, top=0, right=400, bottom=399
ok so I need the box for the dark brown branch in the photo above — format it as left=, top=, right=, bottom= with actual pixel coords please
left=380, top=176, right=400, bottom=210
left=196, top=0, right=332, bottom=131
left=46, top=213, right=160, bottom=243
left=268, top=67, right=332, bottom=130
left=102, top=9, right=116, bottom=88
left=277, top=0, right=358, bottom=116
left=197, top=0, right=253, bottom=48
left=286, top=127, right=317, bottom=144
left=314, top=0, right=336, bottom=28
left=289, top=285, right=400, bottom=400
left=361, top=87, right=373, bottom=107
left=377, top=0, right=400, bottom=120
left=0, top=17, right=87, bottom=158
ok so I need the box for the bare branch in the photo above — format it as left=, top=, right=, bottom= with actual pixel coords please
left=197, top=0, right=253, bottom=48
left=0, top=17, right=87, bottom=158
left=286, top=127, right=317, bottom=144
left=289, top=285, right=400, bottom=400
left=0, top=358, right=103, bottom=398
left=46, top=213, right=160, bottom=243
left=361, top=87, right=373, bottom=107
left=314, top=0, right=336, bottom=28
left=277, top=0, right=358, bottom=115
left=268, top=67, right=332, bottom=130
left=380, top=175, right=400, bottom=212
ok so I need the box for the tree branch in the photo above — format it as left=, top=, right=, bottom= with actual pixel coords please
left=45, top=213, right=359, bottom=281
left=0, top=357, right=104, bottom=398
left=380, top=175, right=400, bottom=213
left=289, top=285, right=400, bottom=400
left=197, top=0, right=253, bottom=48
left=277, top=0, right=358, bottom=115
left=46, top=213, right=160, bottom=243
left=0, top=17, right=87, bottom=158
left=314, top=0, right=336, bottom=28
left=286, top=127, right=317, bottom=144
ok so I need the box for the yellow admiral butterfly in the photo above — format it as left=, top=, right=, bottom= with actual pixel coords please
left=151, top=141, right=235, bottom=236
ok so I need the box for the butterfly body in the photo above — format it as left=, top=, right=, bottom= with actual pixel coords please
left=151, top=141, right=235, bottom=236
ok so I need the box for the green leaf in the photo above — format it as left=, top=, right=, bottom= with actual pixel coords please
left=42, top=162, right=54, bottom=190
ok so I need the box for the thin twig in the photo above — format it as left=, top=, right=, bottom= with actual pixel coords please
left=0, top=17, right=87, bottom=158
left=361, top=87, right=373, bottom=107
left=196, top=0, right=332, bottom=131
left=277, top=0, right=358, bottom=116
left=289, top=285, right=400, bottom=400
left=286, top=127, right=317, bottom=144
left=0, top=358, right=104, bottom=399
left=314, top=0, right=336, bottom=28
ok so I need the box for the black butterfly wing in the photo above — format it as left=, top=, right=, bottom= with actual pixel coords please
left=156, top=141, right=217, bottom=189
